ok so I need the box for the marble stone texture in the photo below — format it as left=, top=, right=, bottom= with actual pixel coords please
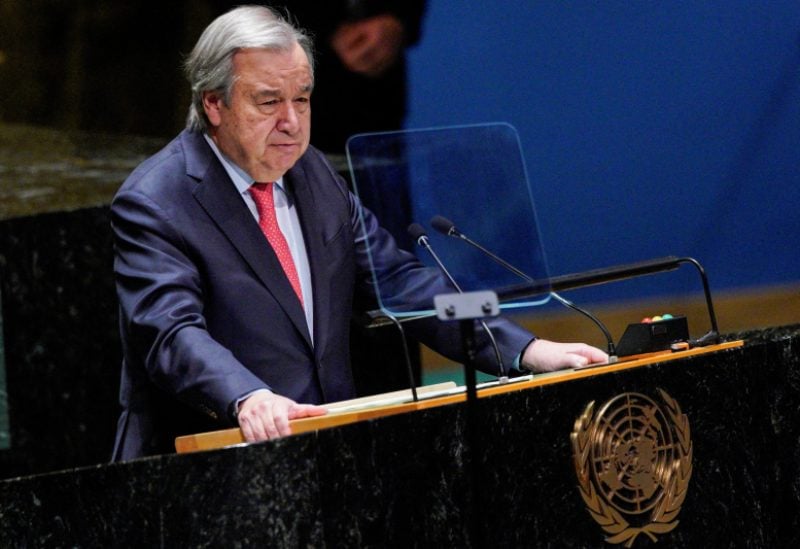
left=0, top=289, right=8, bottom=450
left=0, top=122, right=165, bottom=478
left=0, top=206, right=123, bottom=478
left=0, top=122, right=162, bottom=220
left=1, top=325, right=799, bottom=547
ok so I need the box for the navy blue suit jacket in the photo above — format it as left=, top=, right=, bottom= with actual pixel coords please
left=111, top=129, right=533, bottom=460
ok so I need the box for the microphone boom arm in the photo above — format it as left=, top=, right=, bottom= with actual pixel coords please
left=495, top=256, right=720, bottom=345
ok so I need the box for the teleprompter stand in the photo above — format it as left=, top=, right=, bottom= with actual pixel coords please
left=433, top=290, right=500, bottom=403
left=433, top=289, right=500, bottom=547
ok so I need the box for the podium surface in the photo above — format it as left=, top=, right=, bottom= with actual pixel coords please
left=1, top=325, right=799, bottom=547
left=175, top=341, right=742, bottom=455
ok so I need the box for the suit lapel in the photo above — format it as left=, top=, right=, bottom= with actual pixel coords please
left=285, top=161, right=331, bottom=363
left=184, top=132, right=312, bottom=349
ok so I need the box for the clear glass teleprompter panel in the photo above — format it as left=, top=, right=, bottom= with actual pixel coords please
left=346, top=123, right=551, bottom=317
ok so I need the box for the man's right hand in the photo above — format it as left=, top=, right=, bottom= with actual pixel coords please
left=237, top=390, right=327, bottom=442
left=330, top=15, right=405, bottom=77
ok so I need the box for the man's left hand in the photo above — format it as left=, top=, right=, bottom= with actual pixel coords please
left=521, top=339, right=608, bottom=373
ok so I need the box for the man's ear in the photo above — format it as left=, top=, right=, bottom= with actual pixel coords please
left=202, top=90, right=225, bottom=127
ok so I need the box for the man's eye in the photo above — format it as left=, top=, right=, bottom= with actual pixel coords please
left=260, top=100, right=278, bottom=106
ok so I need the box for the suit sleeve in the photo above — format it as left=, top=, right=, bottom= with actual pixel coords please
left=112, top=189, right=269, bottom=421
left=347, top=190, right=534, bottom=376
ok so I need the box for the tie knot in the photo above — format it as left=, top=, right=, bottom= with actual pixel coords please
left=249, top=182, right=275, bottom=211
left=251, top=181, right=273, bottom=193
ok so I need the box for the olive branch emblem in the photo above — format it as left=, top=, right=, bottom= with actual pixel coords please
left=571, top=389, right=692, bottom=547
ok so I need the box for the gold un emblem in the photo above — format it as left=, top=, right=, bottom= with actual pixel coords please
left=571, top=389, right=693, bottom=547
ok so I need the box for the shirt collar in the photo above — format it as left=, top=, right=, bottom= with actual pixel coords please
left=203, top=133, right=289, bottom=196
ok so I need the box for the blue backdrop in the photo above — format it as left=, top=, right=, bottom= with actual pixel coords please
left=405, top=1, right=800, bottom=305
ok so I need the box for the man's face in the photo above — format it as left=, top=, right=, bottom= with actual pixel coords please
left=203, top=44, right=312, bottom=182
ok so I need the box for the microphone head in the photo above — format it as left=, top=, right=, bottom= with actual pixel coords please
left=430, top=215, right=457, bottom=236
left=407, top=223, right=428, bottom=244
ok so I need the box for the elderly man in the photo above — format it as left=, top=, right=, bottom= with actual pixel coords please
left=110, top=6, right=606, bottom=461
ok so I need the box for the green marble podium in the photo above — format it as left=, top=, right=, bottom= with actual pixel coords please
left=0, top=122, right=162, bottom=219
left=0, top=325, right=799, bottom=547
left=0, top=123, right=163, bottom=475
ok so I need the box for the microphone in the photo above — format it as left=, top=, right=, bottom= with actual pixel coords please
left=407, top=223, right=509, bottom=379
left=430, top=215, right=618, bottom=359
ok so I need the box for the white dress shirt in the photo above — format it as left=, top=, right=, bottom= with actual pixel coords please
left=204, top=134, right=314, bottom=342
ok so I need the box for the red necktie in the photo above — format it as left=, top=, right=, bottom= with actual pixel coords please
left=249, top=182, right=304, bottom=307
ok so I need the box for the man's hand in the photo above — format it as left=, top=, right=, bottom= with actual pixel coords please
left=331, top=15, right=405, bottom=77
left=521, top=339, right=608, bottom=373
left=237, top=390, right=327, bottom=443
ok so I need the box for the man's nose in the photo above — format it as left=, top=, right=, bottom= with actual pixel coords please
left=276, top=102, right=300, bottom=133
